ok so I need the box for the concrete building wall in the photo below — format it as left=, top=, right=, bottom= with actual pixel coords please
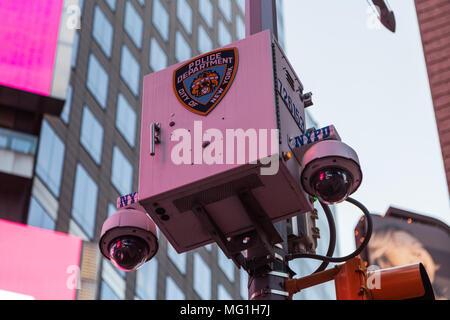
left=415, top=0, right=450, bottom=194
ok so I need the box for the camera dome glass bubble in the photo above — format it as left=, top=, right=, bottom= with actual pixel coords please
left=109, top=236, right=149, bottom=272
left=311, top=167, right=353, bottom=204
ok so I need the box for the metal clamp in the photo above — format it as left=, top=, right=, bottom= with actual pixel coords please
left=250, top=288, right=290, bottom=300
left=150, top=122, right=161, bottom=156
left=267, top=271, right=290, bottom=279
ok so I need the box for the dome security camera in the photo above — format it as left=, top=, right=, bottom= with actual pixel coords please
left=300, top=140, right=362, bottom=205
left=99, top=208, right=159, bottom=272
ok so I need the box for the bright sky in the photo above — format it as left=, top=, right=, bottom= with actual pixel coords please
left=283, top=0, right=450, bottom=256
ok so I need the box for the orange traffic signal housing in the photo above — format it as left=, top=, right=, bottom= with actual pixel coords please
left=368, top=263, right=435, bottom=300
left=334, top=257, right=370, bottom=300
left=285, top=257, right=435, bottom=300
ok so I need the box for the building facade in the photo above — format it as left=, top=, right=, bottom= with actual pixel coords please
left=27, top=0, right=259, bottom=301
left=13, top=0, right=338, bottom=300
left=415, top=0, right=450, bottom=194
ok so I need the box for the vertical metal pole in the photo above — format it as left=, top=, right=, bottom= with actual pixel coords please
left=245, top=0, right=290, bottom=301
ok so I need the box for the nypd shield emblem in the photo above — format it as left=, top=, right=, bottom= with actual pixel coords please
left=174, top=48, right=238, bottom=116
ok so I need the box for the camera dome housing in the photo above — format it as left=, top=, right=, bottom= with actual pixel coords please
left=301, top=140, right=362, bottom=204
left=99, top=208, right=159, bottom=272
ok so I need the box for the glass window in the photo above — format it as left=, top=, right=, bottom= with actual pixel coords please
left=124, top=1, right=143, bottom=48
left=236, top=15, right=245, bottom=40
left=240, top=268, right=248, bottom=300
left=27, top=197, right=55, bottom=231
left=101, top=259, right=126, bottom=297
left=108, top=203, right=117, bottom=217
left=152, top=0, right=169, bottom=41
left=111, top=146, right=133, bottom=196
left=137, top=0, right=145, bottom=6
left=218, top=284, right=232, bottom=300
left=86, top=54, right=109, bottom=108
left=198, top=24, right=212, bottom=54
left=116, top=94, right=136, bottom=147
left=35, top=121, right=65, bottom=197
left=136, top=258, right=158, bottom=300
left=276, top=0, right=285, bottom=49
left=167, top=243, right=186, bottom=274
left=177, top=0, right=192, bottom=34
left=93, top=6, right=113, bottom=57
left=236, top=0, right=245, bottom=14
left=71, top=32, right=79, bottom=68
left=166, top=276, right=185, bottom=300
left=105, top=0, right=116, bottom=11
left=72, top=164, right=98, bottom=239
left=218, top=0, right=232, bottom=23
left=0, top=128, right=37, bottom=155
left=61, top=85, right=72, bottom=123
left=199, top=0, right=213, bottom=28
left=80, top=106, right=104, bottom=164
left=106, top=258, right=126, bottom=279
left=11, top=136, right=34, bottom=154
left=120, top=45, right=140, bottom=96
left=193, top=253, right=211, bottom=300
left=0, top=135, right=7, bottom=148
left=218, top=250, right=235, bottom=282
left=218, top=20, right=232, bottom=47
left=101, top=281, right=120, bottom=300
left=175, top=31, right=191, bottom=62
left=149, top=38, right=167, bottom=72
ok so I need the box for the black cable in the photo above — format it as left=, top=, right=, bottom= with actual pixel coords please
left=312, top=201, right=336, bottom=273
left=286, top=197, right=372, bottom=263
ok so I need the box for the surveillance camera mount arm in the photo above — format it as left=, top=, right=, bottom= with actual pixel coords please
left=192, top=188, right=286, bottom=275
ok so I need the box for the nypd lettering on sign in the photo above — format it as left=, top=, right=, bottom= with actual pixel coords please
left=118, top=192, right=138, bottom=208
left=290, top=125, right=336, bottom=149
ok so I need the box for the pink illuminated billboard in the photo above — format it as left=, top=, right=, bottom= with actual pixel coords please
left=0, top=219, right=82, bottom=300
left=0, top=0, right=64, bottom=96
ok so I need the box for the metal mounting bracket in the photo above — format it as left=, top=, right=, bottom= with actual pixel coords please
left=191, top=188, right=284, bottom=273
